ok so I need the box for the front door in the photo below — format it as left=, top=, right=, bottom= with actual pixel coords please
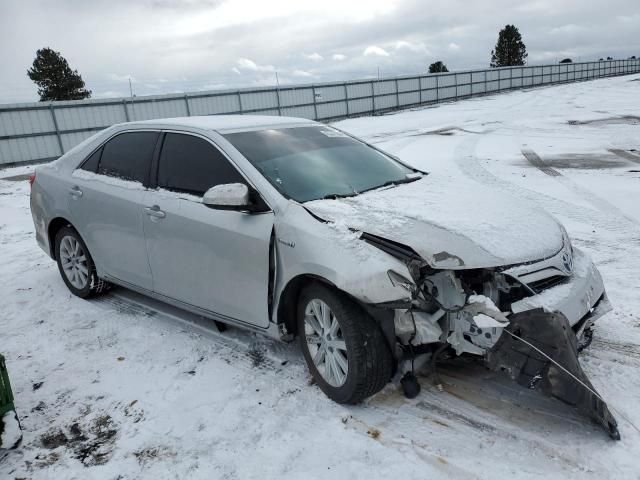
left=142, top=132, right=273, bottom=328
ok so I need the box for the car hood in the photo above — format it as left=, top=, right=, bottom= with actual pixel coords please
left=304, top=176, right=564, bottom=269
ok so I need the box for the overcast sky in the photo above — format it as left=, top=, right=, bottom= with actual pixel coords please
left=1, top=0, right=639, bottom=103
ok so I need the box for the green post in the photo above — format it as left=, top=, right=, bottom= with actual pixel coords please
left=0, top=354, right=16, bottom=417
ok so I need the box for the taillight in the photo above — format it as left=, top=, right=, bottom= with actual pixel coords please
left=28, top=173, right=36, bottom=188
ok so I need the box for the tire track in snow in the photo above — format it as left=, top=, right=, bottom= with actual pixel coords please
left=521, top=148, right=562, bottom=177
left=349, top=372, right=611, bottom=477
left=453, top=135, right=640, bottom=238
left=521, top=147, right=640, bottom=227
left=608, top=148, right=640, bottom=165
left=90, top=291, right=301, bottom=379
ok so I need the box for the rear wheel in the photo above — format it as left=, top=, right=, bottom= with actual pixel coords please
left=297, top=283, right=393, bottom=404
left=54, top=226, right=107, bottom=298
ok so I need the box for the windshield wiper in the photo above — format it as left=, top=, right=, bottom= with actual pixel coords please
left=322, top=192, right=358, bottom=200
left=318, top=175, right=421, bottom=201
left=359, top=175, right=422, bottom=194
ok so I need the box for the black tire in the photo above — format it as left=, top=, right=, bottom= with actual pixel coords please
left=54, top=225, right=107, bottom=298
left=297, top=283, right=393, bottom=404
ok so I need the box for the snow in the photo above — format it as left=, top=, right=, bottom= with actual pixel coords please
left=305, top=173, right=565, bottom=268
left=2, top=74, right=640, bottom=478
left=467, top=294, right=502, bottom=314
left=71, top=169, right=146, bottom=190
left=472, top=313, right=505, bottom=329
left=1, top=411, right=22, bottom=449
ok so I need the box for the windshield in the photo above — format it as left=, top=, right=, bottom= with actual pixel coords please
left=223, top=126, right=417, bottom=202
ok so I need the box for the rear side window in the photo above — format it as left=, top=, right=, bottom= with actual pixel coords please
left=80, top=147, right=102, bottom=172
left=157, top=133, right=245, bottom=196
left=98, top=132, right=159, bottom=183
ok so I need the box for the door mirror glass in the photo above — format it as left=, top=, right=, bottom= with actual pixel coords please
left=203, top=183, right=251, bottom=209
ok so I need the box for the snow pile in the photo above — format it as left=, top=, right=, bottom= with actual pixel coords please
left=1, top=411, right=22, bottom=449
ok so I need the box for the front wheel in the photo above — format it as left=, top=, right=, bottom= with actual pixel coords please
left=297, top=283, right=393, bottom=404
left=54, top=225, right=107, bottom=298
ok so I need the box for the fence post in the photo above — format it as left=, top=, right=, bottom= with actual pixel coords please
left=122, top=99, right=130, bottom=122
left=237, top=91, right=243, bottom=114
left=184, top=95, right=191, bottom=116
left=343, top=83, right=349, bottom=117
left=394, top=78, right=400, bottom=108
left=371, top=81, right=376, bottom=114
left=49, top=104, right=64, bottom=156
left=311, top=85, right=319, bottom=120
left=435, top=74, right=439, bottom=103
left=275, top=86, right=282, bottom=116
left=454, top=73, right=458, bottom=98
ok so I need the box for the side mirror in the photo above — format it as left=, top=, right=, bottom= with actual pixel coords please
left=202, top=183, right=267, bottom=212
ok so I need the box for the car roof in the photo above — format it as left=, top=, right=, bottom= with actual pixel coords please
left=122, top=115, right=317, bottom=133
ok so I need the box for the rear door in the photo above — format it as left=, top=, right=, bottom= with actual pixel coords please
left=142, top=132, right=274, bottom=328
left=68, top=131, right=159, bottom=290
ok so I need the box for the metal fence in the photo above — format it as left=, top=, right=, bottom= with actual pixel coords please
left=1, top=59, right=639, bottom=166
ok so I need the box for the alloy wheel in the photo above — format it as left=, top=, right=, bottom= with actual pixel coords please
left=304, top=298, right=349, bottom=387
left=59, top=235, right=89, bottom=290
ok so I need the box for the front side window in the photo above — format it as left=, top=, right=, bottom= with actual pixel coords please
left=157, top=133, right=245, bottom=196
left=223, top=126, right=416, bottom=202
left=98, top=131, right=159, bottom=183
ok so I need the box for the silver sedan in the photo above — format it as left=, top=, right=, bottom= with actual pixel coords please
left=30, top=115, right=611, bottom=411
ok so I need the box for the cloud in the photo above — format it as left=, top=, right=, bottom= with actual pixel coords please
left=292, top=69, right=313, bottom=77
left=107, top=73, right=136, bottom=83
left=236, top=57, right=275, bottom=72
left=394, top=40, right=428, bottom=53
left=363, top=45, right=390, bottom=57
left=2, top=0, right=640, bottom=102
left=304, top=52, right=324, bottom=62
left=549, top=24, right=586, bottom=35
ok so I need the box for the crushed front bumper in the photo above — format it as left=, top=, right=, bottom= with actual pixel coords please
left=509, top=247, right=610, bottom=330
left=486, top=309, right=620, bottom=440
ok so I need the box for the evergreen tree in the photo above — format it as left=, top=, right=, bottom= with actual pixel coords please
left=428, top=61, right=449, bottom=73
left=559, top=58, right=572, bottom=63
left=490, top=25, right=527, bottom=68
left=27, top=48, right=91, bottom=101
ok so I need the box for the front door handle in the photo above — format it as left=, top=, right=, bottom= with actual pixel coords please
left=145, top=205, right=166, bottom=219
left=69, top=186, right=83, bottom=198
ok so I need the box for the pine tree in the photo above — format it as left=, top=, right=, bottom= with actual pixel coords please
left=27, top=48, right=91, bottom=101
left=428, top=61, right=449, bottom=73
left=490, top=25, right=528, bottom=68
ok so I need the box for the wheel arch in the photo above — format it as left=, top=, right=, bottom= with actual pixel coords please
left=276, top=273, right=396, bottom=353
left=47, top=217, right=75, bottom=260
left=277, top=274, right=338, bottom=337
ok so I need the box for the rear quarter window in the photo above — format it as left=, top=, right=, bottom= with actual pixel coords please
left=79, top=147, right=102, bottom=172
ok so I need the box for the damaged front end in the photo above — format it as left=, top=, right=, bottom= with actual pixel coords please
left=365, top=233, right=620, bottom=439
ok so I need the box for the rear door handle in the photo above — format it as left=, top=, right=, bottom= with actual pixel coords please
left=69, top=186, right=83, bottom=198
left=145, top=205, right=166, bottom=219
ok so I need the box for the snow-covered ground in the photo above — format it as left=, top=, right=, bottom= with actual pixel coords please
left=2, top=74, right=640, bottom=479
